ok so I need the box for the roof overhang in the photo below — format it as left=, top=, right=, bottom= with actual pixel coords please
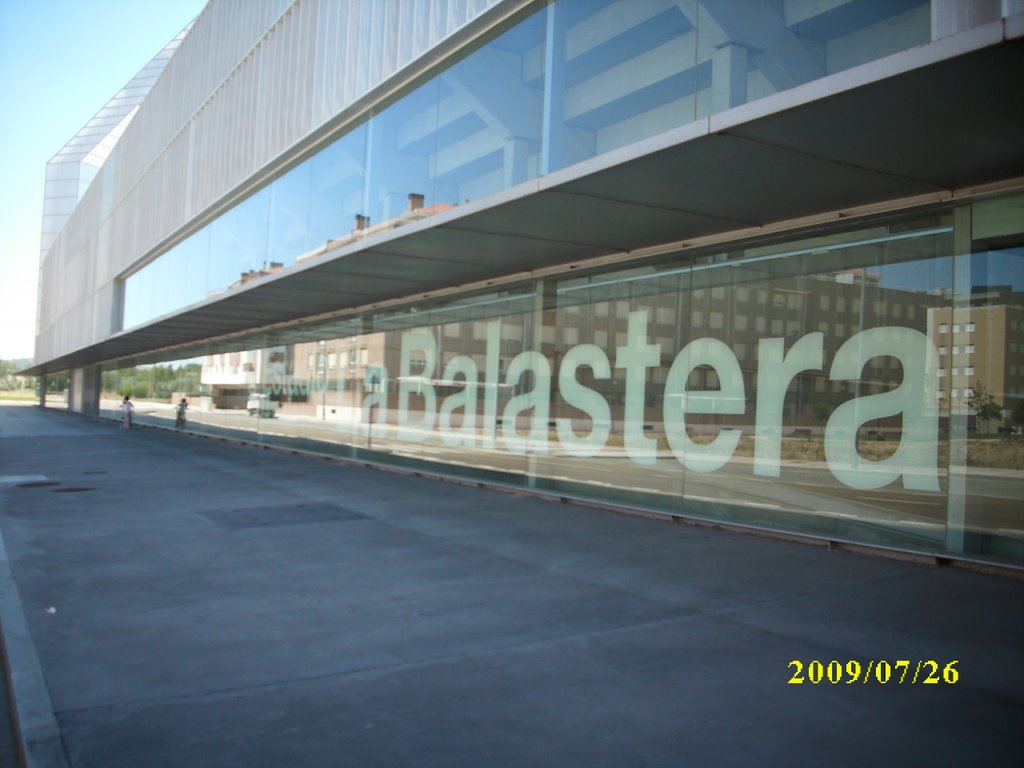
left=24, top=20, right=1024, bottom=376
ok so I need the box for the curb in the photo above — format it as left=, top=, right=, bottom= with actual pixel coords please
left=0, top=527, right=70, bottom=768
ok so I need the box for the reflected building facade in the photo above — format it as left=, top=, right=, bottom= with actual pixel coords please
left=29, top=0, right=1024, bottom=566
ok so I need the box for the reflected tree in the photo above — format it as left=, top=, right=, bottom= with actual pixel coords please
left=968, top=381, right=1003, bottom=434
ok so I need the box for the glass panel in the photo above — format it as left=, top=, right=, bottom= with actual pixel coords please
left=184, top=225, right=212, bottom=304
left=123, top=225, right=212, bottom=330
left=958, top=194, right=1024, bottom=562
left=434, top=10, right=546, bottom=200
left=148, top=249, right=175, bottom=320
left=106, top=197, right=1024, bottom=566
left=123, top=264, right=147, bottom=330
left=121, top=0, right=936, bottom=331
left=541, top=217, right=958, bottom=549
left=541, top=0, right=931, bottom=172
left=543, top=0, right=700, bottom=173
left=99, top=362, right=203, bottom=426
left=267, top=159, right=314, bottom=269
left=44, top=161, right=81, bottom=181
left=694, top=0, right=930, bottom=120
left=365, top=79, right=442, bottom=229
left=45, top=179, right=81, bottom=198
left=308, top=124, right=368, bottom=249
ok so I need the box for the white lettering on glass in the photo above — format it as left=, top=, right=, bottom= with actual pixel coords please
left=555, top=344, right=612, bottom=458
left=824, top=327, right=939, bottom=491
left=398, top=329, right=437, bottom=441
left=439, top=355, right=479, bottom=447
left=663, top=337, right=744, bottom=472
left=501, top=351, right=551, bottom=454
left=379, top=323, right=939, bottom=492
left=754, top=333, right=824, bottom=477
left=616, top=310, right=660, bottom=465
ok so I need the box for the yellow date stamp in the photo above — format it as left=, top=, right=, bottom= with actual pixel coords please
left=787, top=659, right=959, bottom=685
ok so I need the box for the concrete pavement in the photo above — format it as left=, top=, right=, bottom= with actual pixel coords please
left=1, top=402, right=1022, bottom=767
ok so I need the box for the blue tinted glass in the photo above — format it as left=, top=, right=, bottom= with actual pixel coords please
left=268, top=160, right=313, bottom=268
left=124, top=228, right=207, bottom=329
left=543, top=0, right=699, bottom=173
left=542, top=0, right=930, bottom=173
left=365, top=80, right=441, bottom=227
left=208, top=186, right=271, bottom=294
left=123, top=269, right=149, bottom=329
left=183, top=226, right=212, bottom=303
left=233, top=186, right=270, bottom=276
left=434, top=10, right=545, bottom=202
left=308, top=124, right=367, bottom=249
left=207, top=207, right=240, bottom=295
left=158, top=244, right=188, bottom=319
left=692, top=0, right=928, bottom=117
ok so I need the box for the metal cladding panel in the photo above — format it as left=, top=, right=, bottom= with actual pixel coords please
left=309, top=0, right=504, bottom=131
left=36, top=0, right=505, bottom=366
left=28, top=32, right=1024, bottom=378
left=30, top=4, right=1024, bottom=373
left=113, top=0, right=292, bottom=201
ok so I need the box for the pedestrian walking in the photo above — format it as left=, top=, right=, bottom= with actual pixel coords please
left=121, top=395, right=134, bottom=428
left=175, top=398, right=188, bottom=429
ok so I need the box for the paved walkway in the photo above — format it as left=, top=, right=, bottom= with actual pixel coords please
left=0, top=403, right=1021, bottom=767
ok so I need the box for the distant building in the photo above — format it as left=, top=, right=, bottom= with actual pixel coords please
left=929, top=303, right=1024, bottom=419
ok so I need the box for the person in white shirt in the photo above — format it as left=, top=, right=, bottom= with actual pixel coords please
left=121, top=395, right=134, bottom=428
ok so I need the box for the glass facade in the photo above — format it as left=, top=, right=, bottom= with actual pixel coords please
left=124, top=0, right=932, bottom=329
left=99, top=0, right=1024, bottom=566
left=105, top=196, right=1024, bottom=565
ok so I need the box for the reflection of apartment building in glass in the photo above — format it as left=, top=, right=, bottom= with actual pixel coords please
left=201, top=348, right=289, bottom=410
left=929, top=301, right=1024, bottom=420
left=27, top=1, right=1024, bottom=566
left=202, top=335, right=388, bottom=420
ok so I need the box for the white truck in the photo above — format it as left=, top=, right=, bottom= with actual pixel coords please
left=246, top=393, right=278, bottom=418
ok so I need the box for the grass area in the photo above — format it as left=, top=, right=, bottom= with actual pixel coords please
left=0, top=391, right=39, bottom=402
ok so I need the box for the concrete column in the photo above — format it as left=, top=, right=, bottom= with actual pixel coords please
left=69, top=365, right=102, bottom=416
left=525, top=280, right=557, bottom=488
left=944, top=205, right=972, bottom=554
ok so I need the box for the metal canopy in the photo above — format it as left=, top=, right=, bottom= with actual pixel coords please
left=27, top=39, right=1024, bottom=375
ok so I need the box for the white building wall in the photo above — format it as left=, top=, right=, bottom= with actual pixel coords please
left=36, top=0, right=508, bottom=366
left=39, top=0, right=1000, bottom=369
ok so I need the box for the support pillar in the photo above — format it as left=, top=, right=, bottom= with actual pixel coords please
left=525, top=280, right=558, bottom=488
left=944, top=205, right=972, bottom=554
left=69, top=365, right=102, bottom=417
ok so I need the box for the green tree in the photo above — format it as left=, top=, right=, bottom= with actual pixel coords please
left=968, top=381, right=1002, bottom=433
left=0, top=359, right=17, bottom=390
left=104, top=363, right=203, bottom=400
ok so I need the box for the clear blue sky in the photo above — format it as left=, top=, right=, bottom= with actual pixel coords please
left=0, top=0, right=207, bottom=360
